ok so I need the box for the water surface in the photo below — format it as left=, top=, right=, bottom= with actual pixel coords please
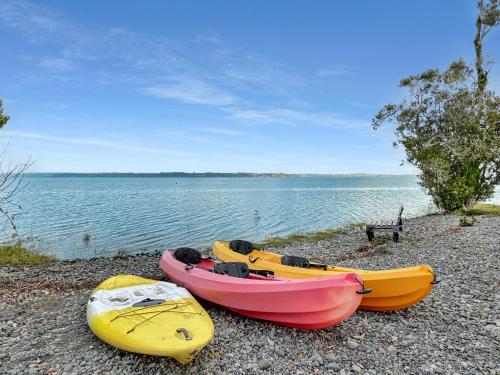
left=8, top=175, right=498, bottom=259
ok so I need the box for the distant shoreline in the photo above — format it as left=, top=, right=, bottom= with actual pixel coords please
left=25, top=172, right=417, bottom=178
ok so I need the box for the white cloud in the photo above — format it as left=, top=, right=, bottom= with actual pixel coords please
left=1, top=1, right=305, bottom=100
left=350, top=101, right=376, bottom=110
left=145, top=79, right=236, bottom=106
left=223, top=60, right=306, bottom=92
left=2, top=1, right=368, bottom=133
left=5, top=131, right=194, bottom=156
left=45, top=102, right=69, bottom=110
left=225, top=107, right=367, bottom=128
left=0, top=0, right=62, bottom=40
left=195, top=127, right=251, bottom=136
left=224, top=108, right=275, bottom=123
left=317, top=66, right=350, bottom=78
left=39, top=57, right=76, bottom=71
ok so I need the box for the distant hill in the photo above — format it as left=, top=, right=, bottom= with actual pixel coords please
left=25, top=172, right=416, bottom=178
left=26, top=172, right=292, bottom=178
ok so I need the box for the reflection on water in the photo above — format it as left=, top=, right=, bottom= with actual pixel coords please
left=6, top=175, right=498, bottom=259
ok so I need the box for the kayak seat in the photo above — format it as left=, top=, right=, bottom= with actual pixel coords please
left=214, top=262, right=250, bottom=278
left=281, top=255, right=310, bottom=268
left=174, top=247, right=202, bottom=264
left=229, top=240, right=254, bottom=255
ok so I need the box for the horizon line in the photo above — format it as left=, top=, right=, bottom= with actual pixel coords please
left=25, top=171, right=418, bottom=177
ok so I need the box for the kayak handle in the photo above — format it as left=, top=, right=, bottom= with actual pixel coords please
left=177, top=327, right=192, bottom=341
left=429, top=270, right=440, bottom=285
left=248, top=256, right=260, bottom=263
left=356, top=288, right=372, bottom=295
left=355, top=278, right=372, bottom=294
left=184, top=264, right=194, bottom=271
left=309, top=262, right=328, bottom=270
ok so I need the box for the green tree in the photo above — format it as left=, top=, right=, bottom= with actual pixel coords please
left=0, top=100, right=9, bottom=129
left=373, top=61, right=499, bottom=211
left=372, top=1, right=499, bottom=212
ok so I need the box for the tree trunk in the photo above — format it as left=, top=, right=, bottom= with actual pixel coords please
left=465, top=197, right=477, bottom=210
left=475, top=0, right=488, bottom=95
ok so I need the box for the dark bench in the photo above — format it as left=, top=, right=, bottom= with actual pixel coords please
left=366, top=205, right=404, bottom=242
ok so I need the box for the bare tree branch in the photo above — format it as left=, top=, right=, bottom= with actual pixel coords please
left=0, top=151, right=33, bottom=240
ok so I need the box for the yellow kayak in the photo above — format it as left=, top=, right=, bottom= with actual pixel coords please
left=86, top=275, right=214, bottom=364
left=212, top=241, right=438, bottom=311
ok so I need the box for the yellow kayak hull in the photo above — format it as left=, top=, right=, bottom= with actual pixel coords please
left=212, top=241, right=436, bottom=311
left=86, top=275, right=214, bottom=364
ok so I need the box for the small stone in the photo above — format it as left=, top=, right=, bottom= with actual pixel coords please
left=310, top=351, right=323, bottom=366
left=352, top=364, right=362, bottom=373
left=338, top=329, right=348, bottom=338
left=258, top=359, right=272, bottom=370
left=374, top=244, right=391, bottom=254
left=63, top=364, right=73, bottom=372
left=419, top=364, right=435, bottom=374
left=327, top=362, right=340, bottom=371
left=346, top=340, right=359, bottom=349
left=275, top=349, right=285, bottom=356
left=324, top=352, right=336, bottom=361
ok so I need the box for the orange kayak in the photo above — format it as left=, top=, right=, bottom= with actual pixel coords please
left=212, top=240, right=438, bottom=311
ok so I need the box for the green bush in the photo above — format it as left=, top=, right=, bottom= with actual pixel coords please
left=371, top=236, right=388, bottom=247
left=0, top=244, right=54, bottom=266
left=373, top=61, right=499, bottom=212
left=459, top=216, right=477, bottom=227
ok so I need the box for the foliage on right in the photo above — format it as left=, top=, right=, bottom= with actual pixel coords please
left=373, top=0, right=499, bottom=212
left=0, top=100, right=9, bottom=129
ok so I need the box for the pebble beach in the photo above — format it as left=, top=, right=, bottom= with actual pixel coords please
left=1, top=213, right=499, bottom=374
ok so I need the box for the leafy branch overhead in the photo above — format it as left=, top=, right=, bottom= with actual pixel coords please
left=372, top=0, right=499, bottom=212
left=0, top=100, right=9, bottom=129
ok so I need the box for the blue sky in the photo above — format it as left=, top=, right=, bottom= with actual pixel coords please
left=0, top=0, right=498, bottom=173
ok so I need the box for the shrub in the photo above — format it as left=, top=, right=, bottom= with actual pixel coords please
left=373, top=61, right=499, bottom=212
left=371, top=236, right=388, bottom=247
left=0, top=243, right=54, bottom=266
left=459, top=216, right=477, bottom=227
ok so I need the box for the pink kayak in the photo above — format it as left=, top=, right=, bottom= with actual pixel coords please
left=160, top=249, right=368, bottom=329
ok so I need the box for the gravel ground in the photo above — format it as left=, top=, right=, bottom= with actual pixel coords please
left=0, top=214, right=499, bottom=374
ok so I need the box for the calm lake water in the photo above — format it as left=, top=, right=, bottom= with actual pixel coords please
left=6, top=175, right=499, bottom=260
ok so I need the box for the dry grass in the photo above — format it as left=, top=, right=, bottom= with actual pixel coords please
left=257, top=228, right=346, bottom=248
left=0, top=244, right=54, bottom=266
left=466, top=203, right=500, bottom=216
left=349, top=222, right=366, bottom=228
left=371, top=236, right=389, bottom=246
left=456, top=203, right=500, bottom=217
